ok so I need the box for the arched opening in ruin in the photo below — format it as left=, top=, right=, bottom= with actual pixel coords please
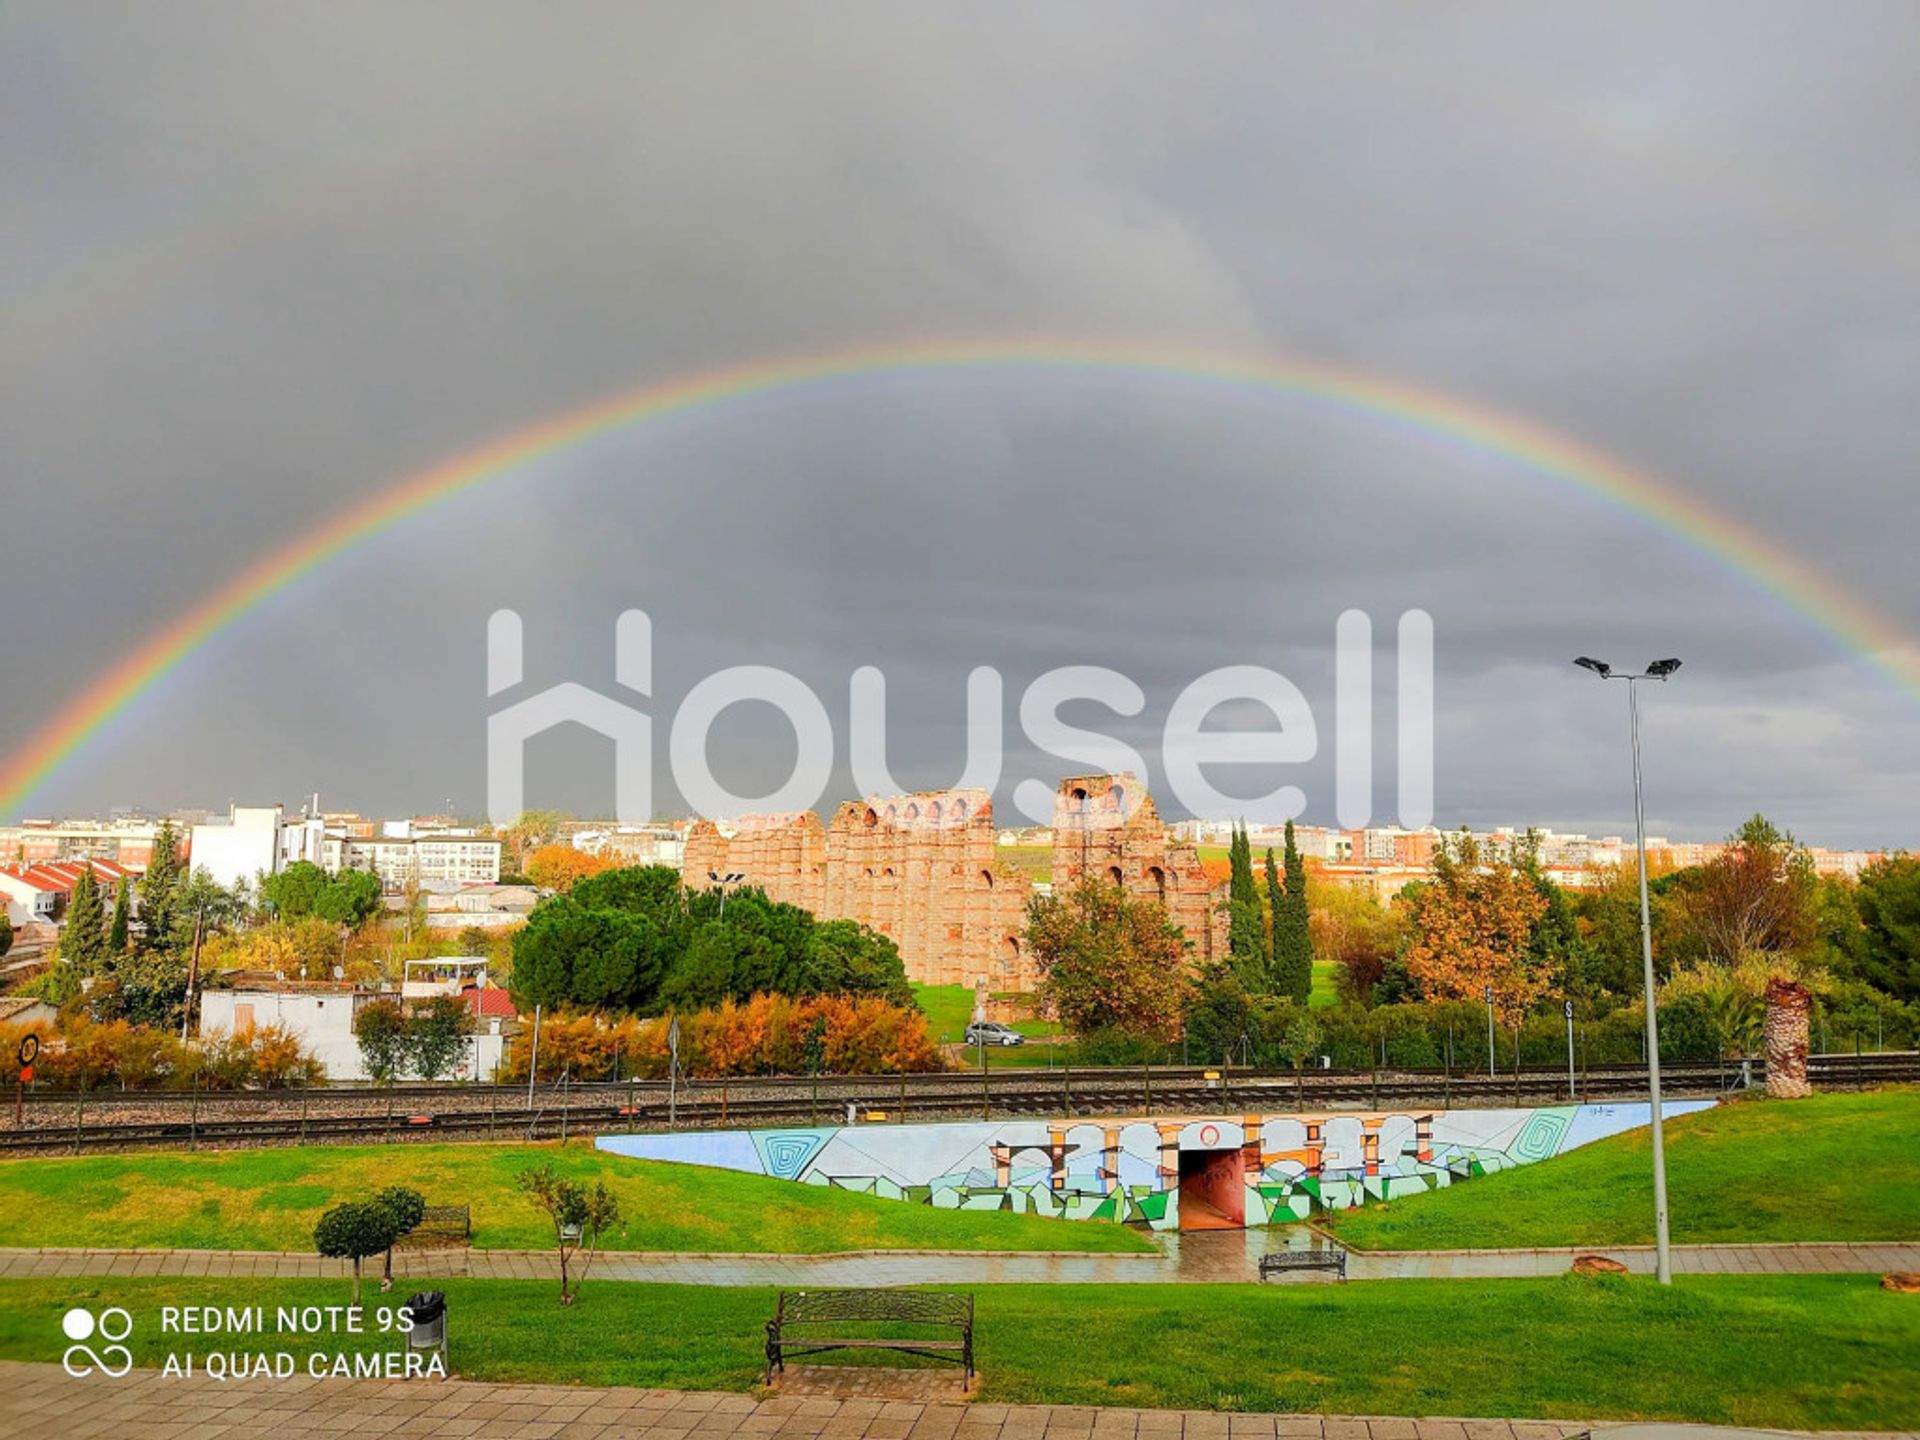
left=1002, top=936, right=1020, bottom=976
left=1107, top=865, right=1126, bottom=886
left=928, top=801, right=942, bottom=822
left=905, top=803, right=920, bottom=821
left=952, top=799, right=968, bottom=819
left=863, top=808, right=878, bottom=827
left=980, top=869, right=995, bottom=889
left=1104, top=784, right=1124, bottom=811
left=1147, top=865, right=1167, bottom=901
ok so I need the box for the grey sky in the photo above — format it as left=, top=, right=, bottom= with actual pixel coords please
left=3, top=2, right=1916, bottom=847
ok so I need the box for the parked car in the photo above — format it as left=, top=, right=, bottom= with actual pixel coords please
left=965, top=1021, right=1025, bottom=1047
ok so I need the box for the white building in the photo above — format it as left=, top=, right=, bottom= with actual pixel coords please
left=189, top=805, right=286, bottom=890
left=323, top=834, right=501, bottom=891
left=198, top=980, right=507, bottom=1082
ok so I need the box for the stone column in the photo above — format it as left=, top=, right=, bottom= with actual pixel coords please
left=1765, top=976, right=1812, bottom=1099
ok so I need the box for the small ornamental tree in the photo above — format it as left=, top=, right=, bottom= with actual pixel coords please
left=314, top=1201, right=398, bottom=1309
left=372, top=1185, right=427, bottom=1290
left=516, top=1162, right=622, bottom=1304
left=353, top=997, right=411, bottom=1084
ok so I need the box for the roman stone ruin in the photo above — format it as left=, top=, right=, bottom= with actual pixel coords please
left=680, top=772, right=1226, bottom=988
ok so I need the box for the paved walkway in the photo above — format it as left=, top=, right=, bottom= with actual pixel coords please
left=1, top=1235, right=1914, bottom=1287
left=6, top=1362, right=1913, bottom=1440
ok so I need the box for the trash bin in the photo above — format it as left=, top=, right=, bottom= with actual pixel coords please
left=406, top=1290, right=447, bottom=1360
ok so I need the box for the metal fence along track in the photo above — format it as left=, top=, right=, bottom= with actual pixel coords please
left=1, top=1053, right=1911, bottom=1155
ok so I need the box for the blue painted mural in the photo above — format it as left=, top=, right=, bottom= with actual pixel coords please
left=598, top=1101, right=1714, bottom=1229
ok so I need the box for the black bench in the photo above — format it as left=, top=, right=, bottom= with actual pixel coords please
left=766, top=1288, right=974, bottom=1387
left=1258, top=1247, right=1346, bottom=1281
left=398, top=1205, right=471, bottom=1247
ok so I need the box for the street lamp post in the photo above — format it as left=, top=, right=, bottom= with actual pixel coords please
left=707, top=870, right=746, bottom=919
left=1574, top=655, right=1681, bottom=1285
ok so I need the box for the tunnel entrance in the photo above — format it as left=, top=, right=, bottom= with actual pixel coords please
left=1176, top=1146, right=1245, bottom=1230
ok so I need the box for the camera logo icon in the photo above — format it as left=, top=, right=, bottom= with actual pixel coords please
left=61, top=1307, right=133, bottom=1378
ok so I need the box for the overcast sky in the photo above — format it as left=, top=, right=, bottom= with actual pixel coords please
left=4, top=2, right=1916, bottom=848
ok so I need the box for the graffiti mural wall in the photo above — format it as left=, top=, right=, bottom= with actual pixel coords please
left=597, top=1101, right=1713, bottom=1230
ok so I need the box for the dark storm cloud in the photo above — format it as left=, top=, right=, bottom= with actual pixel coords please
left=3, top=1, right=1916, bottom=847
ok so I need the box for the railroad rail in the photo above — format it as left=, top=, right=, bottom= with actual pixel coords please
left=0, top=1052, right=1911, bottom=1155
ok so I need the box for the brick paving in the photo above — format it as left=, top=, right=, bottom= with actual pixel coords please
left=3, top=1361, right=1915, bottom=1440
left=1, top=1235, right=1915, bottom=1288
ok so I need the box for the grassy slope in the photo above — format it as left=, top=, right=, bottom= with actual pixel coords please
left=0, top=1143, right=1150, bottom=1254
left=2, top=1273, right=1914, bottom=1427
left=1330, top=1087, right=1920, bottom=1251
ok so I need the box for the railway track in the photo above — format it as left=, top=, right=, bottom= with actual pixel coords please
left=2, top=1052, right=1911, bottom=1155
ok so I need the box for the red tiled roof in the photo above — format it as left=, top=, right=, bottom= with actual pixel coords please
left=465, top=985, right=518, bottom=1020
left=0, top=858, right=132, bottom=895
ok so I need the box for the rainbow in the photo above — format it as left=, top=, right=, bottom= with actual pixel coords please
left=4, top=336, right=1915, bottom=819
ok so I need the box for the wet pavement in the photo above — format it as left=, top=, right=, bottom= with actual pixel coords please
left=1, top=1234, right=1912, bottom=1288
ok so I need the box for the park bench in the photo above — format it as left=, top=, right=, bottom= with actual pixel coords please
left=1258, top=1247, right=1346, bottom=1282
left=765, top=1288, right=974, bottom=1387
left=398, top=1205, right=471, bottom=1247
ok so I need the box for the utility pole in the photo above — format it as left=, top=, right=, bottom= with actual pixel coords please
left=179, top=900, right=208, bottom=1043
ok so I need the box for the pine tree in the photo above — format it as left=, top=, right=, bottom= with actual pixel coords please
left=108, top=875, right=131, bottom=954
left=137, top=821, right=183, bottom=952
left=1273, top=820, right=1314, bottom=1004
left=1226, top=824, right=1268, bottom=991
left=62, top=866, right=108, bottom=975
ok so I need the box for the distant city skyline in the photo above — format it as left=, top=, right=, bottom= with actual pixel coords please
left=5, top=4, right=1914, bottom=847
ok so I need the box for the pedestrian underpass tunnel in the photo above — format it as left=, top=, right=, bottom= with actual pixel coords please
left=1177, top=1144, right=1246, bottom=1230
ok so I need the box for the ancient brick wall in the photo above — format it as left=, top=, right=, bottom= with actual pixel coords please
left=683, top=791, right=1033, bottom=989
left=680, top=774, right=1224, bottom=988
left=1049, top=772, right=1227, bottom=968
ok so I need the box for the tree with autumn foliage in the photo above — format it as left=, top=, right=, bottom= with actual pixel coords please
left=527, top=843, right=615, bottom=894
left=1402, top=831, right=1552, bottom=1027
left=1028, top=876, right=1193, bottom=1043
left=1663, top=815, right=1819, bottom=974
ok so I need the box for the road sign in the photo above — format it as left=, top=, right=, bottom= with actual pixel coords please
left=16, top=1035, right=38, bottom=1068
left=1564, top=999, right=1575, bottom=1020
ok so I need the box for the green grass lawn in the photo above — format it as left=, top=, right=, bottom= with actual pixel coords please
left=3, top=1273, right=1913, bottom=1427
left=1330, top=1087, right=1920, bottom=1251
left=1309, top=959, right=1339, bottom=1007
left=0, top=1143, right=1150, bottom=1255
left=915, top=983, right=1059, bottom=1048
left=912, top=982, right=980, bottom=1044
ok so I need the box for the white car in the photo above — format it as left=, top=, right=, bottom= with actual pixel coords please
left=964, top=1021, right=1025, bottom=1047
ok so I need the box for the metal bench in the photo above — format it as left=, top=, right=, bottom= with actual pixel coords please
left=1258, top=1247, right=1347, bottom=1282
left=766, top=1288, right=974, bottom=1387
left=398, top=1205, right=471, bottom=1247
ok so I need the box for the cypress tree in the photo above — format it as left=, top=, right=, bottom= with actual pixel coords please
left=108, top=875, right=131, bottom=954
left=62, top=866, right=108, bottom=975
left=1273, top=819, right=1314, bottom=1003
left=1226, top=823, right=1268, bottom=990
left=1264, top=846, right=1285, bottom=985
